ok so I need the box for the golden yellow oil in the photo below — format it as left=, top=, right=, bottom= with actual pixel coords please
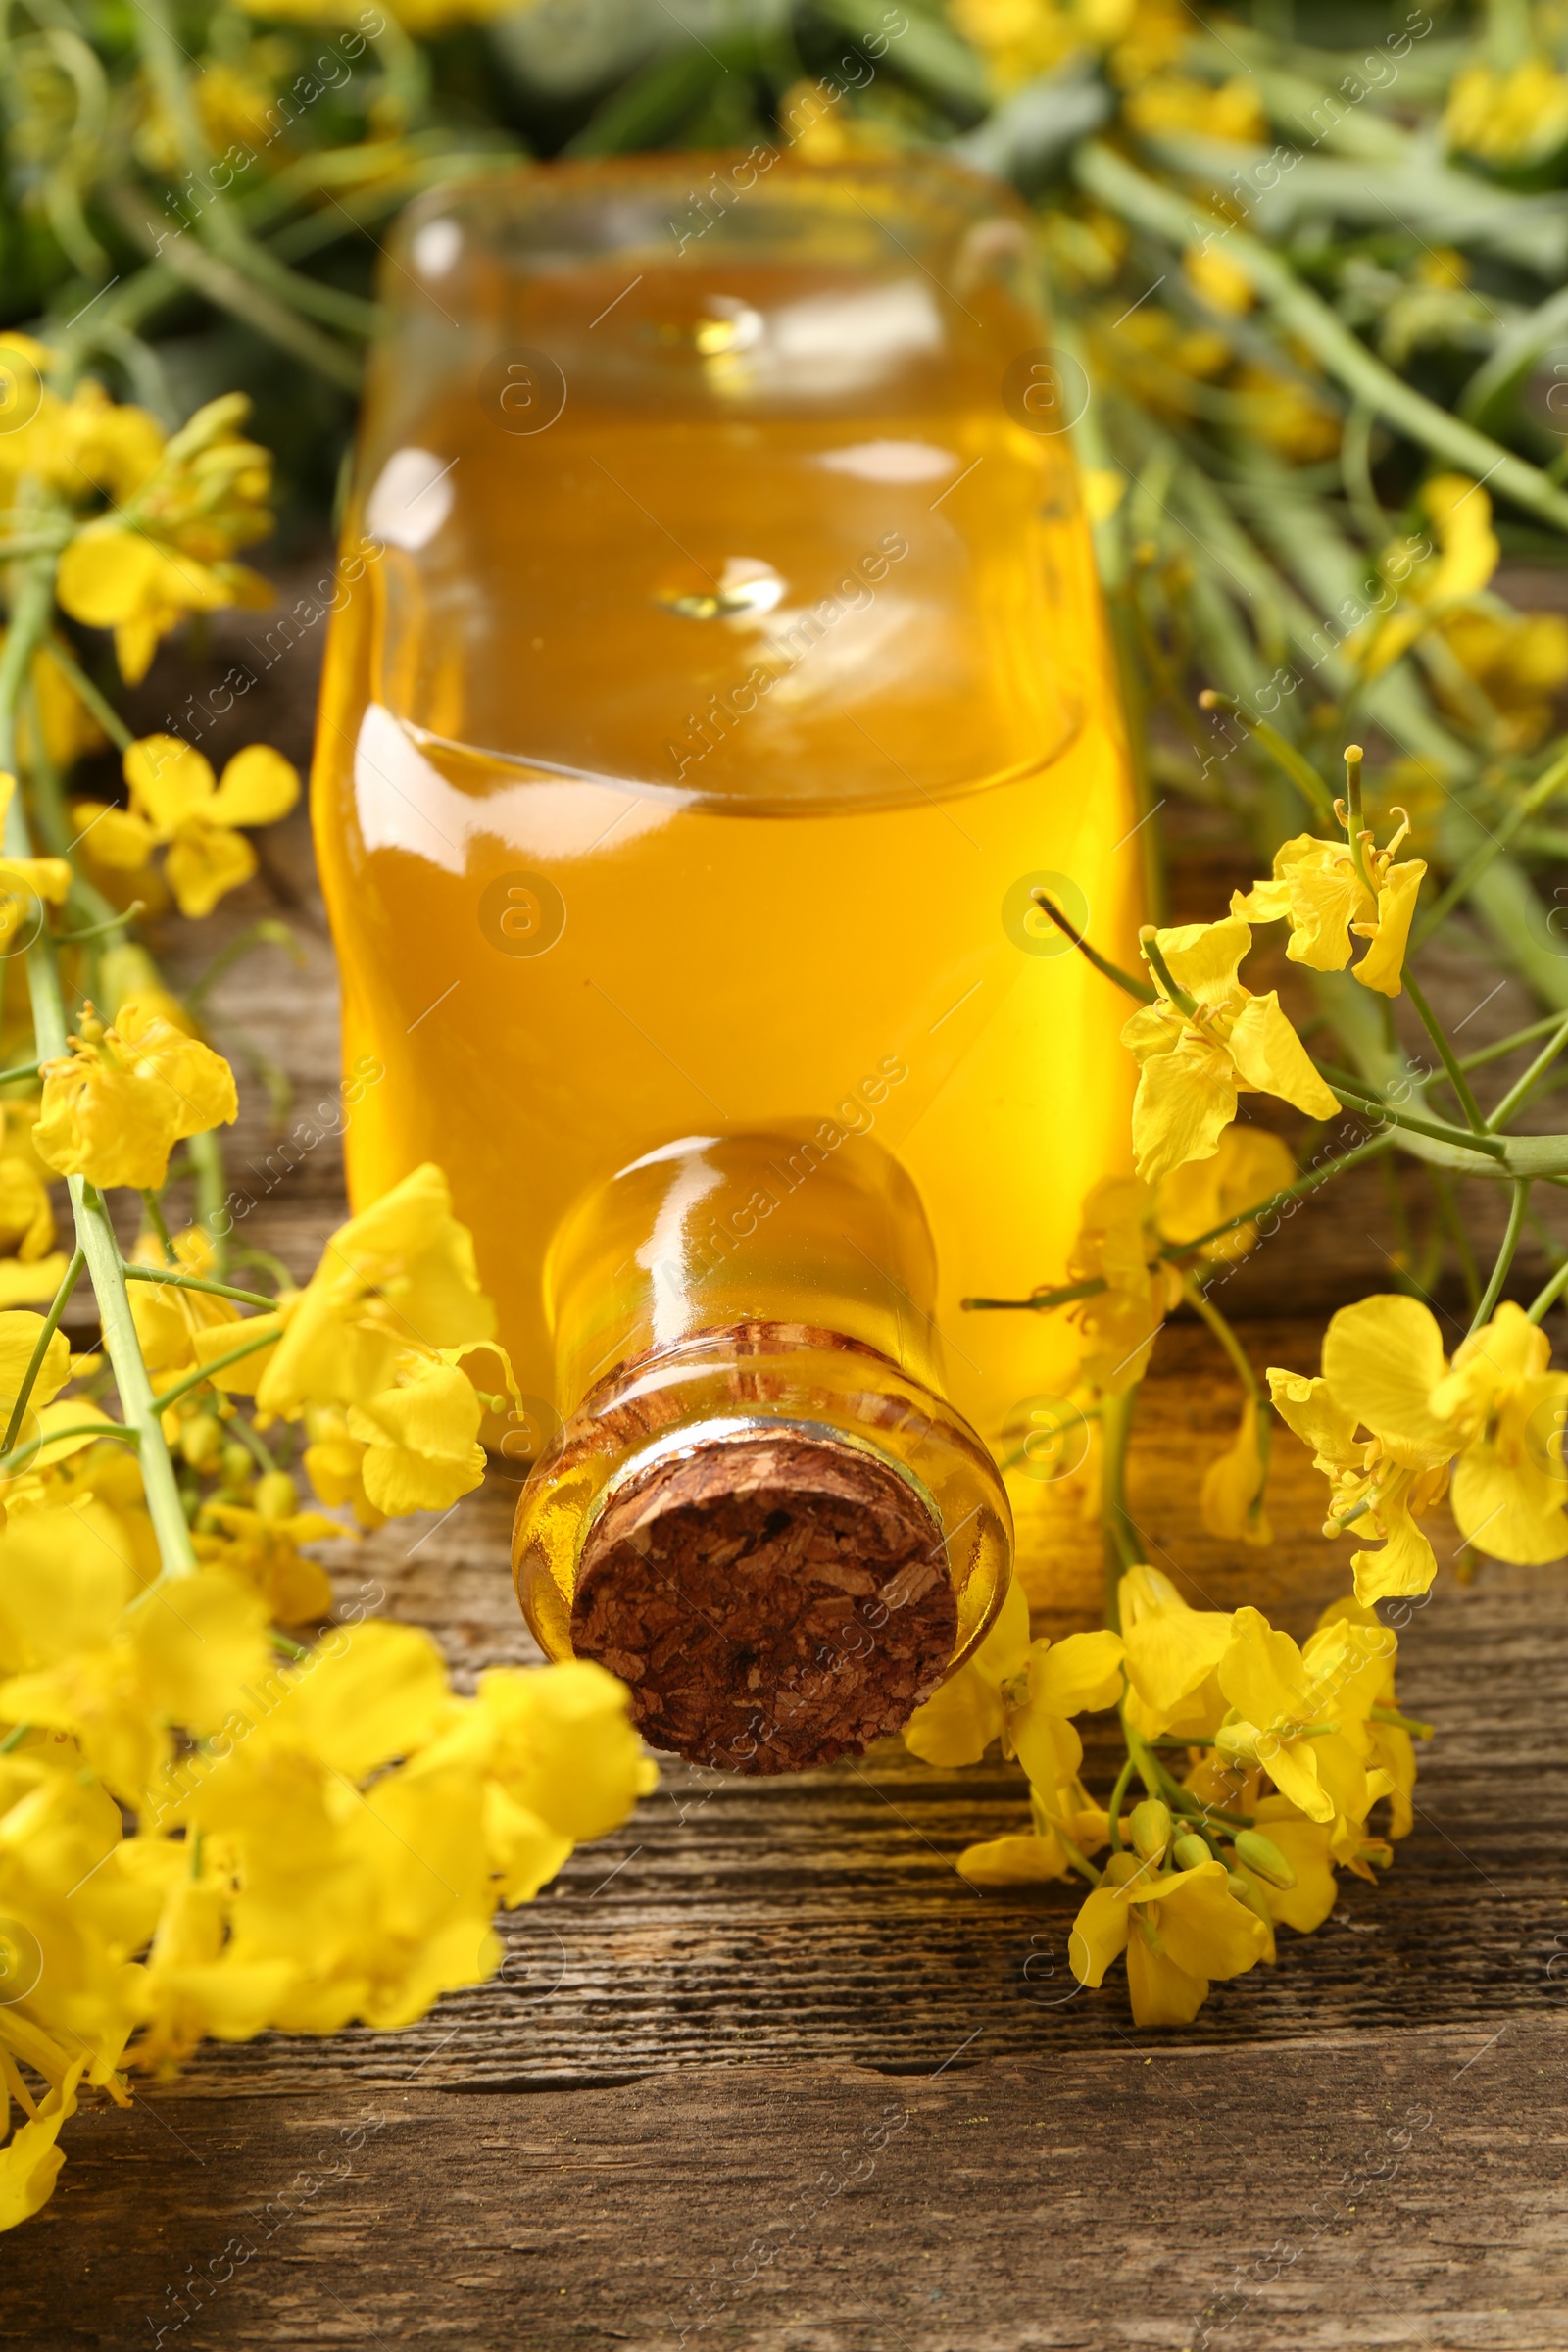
left=312, top=163, right=1141, bottom=1457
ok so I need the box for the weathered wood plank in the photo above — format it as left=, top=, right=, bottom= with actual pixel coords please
left=9, top=2027, right=1566, bottom=2349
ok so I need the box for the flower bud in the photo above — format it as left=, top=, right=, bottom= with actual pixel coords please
left=179, top=1411, right=223, bottom=1469
left=253, top=1470, right=298, bottom=1521
left=1129, top=1797, right=1171, bottom=1862
left=1172, top=1832, right=1212, bottom=1873
left=1232, top=1829, right=1297, bottom=1889
left=1215, top=1720, right=1262, bottom=1768
left=220, top=1442, right=254, bottom=1491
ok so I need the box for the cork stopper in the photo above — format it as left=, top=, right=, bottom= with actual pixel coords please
left=569, top=1430, right=956, bottom=1774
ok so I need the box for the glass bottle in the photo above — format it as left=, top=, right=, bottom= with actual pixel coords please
left=311, top=152, right=1142, bottom=1770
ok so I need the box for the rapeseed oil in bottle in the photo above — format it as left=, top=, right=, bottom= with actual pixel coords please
left=312, top=155, right=1141, bottom=1769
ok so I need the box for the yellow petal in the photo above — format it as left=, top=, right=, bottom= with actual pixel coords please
left=1251, top=1799, right=1341, bottom=1932
left=1155, top=1858, right=1271, bottom=1981
left=1321, top=1295, right=1453, bottom=1466
left=123, top=735, right=218, bottom=833
left=72, top=802, right=158, bottom=872
left=33, top=1062, right=183, bottom=1191
left=957, top=1832, right=1070, bottom=1886
left=1226, top=991, right=1341, bottom=1118
left=1219, top=1604, right=1310, bottom=1730
left=1265, top=1736, right=1334, bottom=1822
left=210, top=744, right=300, bottom=828
left=0, top=2057, right=85, bottom=2230
left=1029, top=1627, right=1125, bottom=1718
left=1068, top=1884, right=1132, bottom=1986
left=0, top=1307, right=71, bottom=1412
left=1155, top=1126, right=1295, bottom=1261
left=1154, top=915, right=1250, bottom=1005
left=1129, top=1032, right=1239, bottom=1186
left=904, top=1579, right=1030, bottom=1766
left=1124, top=1932, right=1211, bottom=2027
left=1451, top=1434, right=1568, bottom=1565
left=1353, top=858, right=1426, bottom=997
left=114, top=1001, right=238, bottom=1142
left=1200, top=1401, right=1271, bottom=1546
left=56, top=530, right=164, bottom=628
left=1276, top=841, right=1366, bottom=971
left=1267, top=1366, right=1362, bottom=1468
left=1350, top=1480, right=1440, bottom=1604
left=165, top=824, right=257, bottom=920
left=1118, top=1562, right=1231, bottom=1734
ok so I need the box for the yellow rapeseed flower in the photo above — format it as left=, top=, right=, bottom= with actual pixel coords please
left=74, top=735, right=299, bottom=921
left=1444, top=58, right=1568, bottom=169
left=0, top=774, right=71, bottom=956
left=1123, top=72, right=1266, bottom=142
left=1232, top=818, right=1427, bottom=998
left=1214, top=1604, right=1396, bottom=1858
left=55, top=394, right=273, bottom=685
left=1065, top=1175, right=1181, bottom=1393
left=1271, top=1296, right=1568, bottom=1592
left=1120, top=915, right=1339, bottom=1185
left=1358, top=474, right=1498, bottom=678
left=1069, top=1850, right=1269, bottom=2026
left=1117, top=1560, right=1232, bottom=1740
left=1154, top=1124, right=1297, bottom=1263
left=255, top=1165, right=503, bottom=1517
left=34, top=1001, right=238, bottom=1193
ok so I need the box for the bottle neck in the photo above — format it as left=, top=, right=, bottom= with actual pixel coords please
left=512, top=1131, right=1012, bottom=1773
left=546, top=1129, right=946, bottom=1408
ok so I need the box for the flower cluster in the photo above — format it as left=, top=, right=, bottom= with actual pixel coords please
left=0, top=1147, right=651, bottom=2227
left=3, top=369, right=277, bottom=687
left=907, top=1567, right=1416, bottom=2027
left=0, top=1586, right=650, bottom=2218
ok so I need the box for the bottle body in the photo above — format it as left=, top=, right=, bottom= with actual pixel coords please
left=311, top=154, right=1141, bottom=1750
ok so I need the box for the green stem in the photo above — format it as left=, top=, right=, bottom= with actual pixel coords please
left=1526, top=1253, right=1568, bottom=1324
left=1403, top=974, right=1488, bottom=1134
left=141, top=1189, right=176, bottom=1265
left=1074, top=142, right=1568, bottom=539
left=1198, top=691, right=1336, bottom=822
left=0, top=1420, right=138, bottom=1479
left=221, top=1411, right=277, bottom=1477
left=54, top=904, right=145, bottom=946
left=1328, top=1081, right=1508, bottom=1159
left=123, top=1265, right=275, bottom=1309
left=1486, top=1012, right=1568, bottom=1132
left=1, top=1246, right=83, bottom=1453
left=1469, top=1179, right=1530, bottom=1334
left=1156, top=1125, right=1398, bottom=1256
left=1139, top=930, right=1198, bottom=1016
left=187, top=1128, right=230, bottom=1276
left=1183, top=1273, right=1260, bottom=1399
left=1458, top=1013, right=1568, bottom=1075
left=1370, top=1704, right=1435, bottom=1740
left=1030, top=890, right=1155, bottom=1002
left=1106, top=1751, right=1138, bottom=1853
left=963, top=1276, right=1108, bottom=1313
left=1100, top=1388, right=1140, bottom=1628
left=0, top=552, right=198, bottom=1579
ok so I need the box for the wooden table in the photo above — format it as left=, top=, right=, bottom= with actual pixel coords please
left=7, top=599, right=1567, bottom=2350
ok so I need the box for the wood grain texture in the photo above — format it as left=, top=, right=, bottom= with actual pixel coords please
left=18, top=568, right=1568, bottom=2345
left=8, top=2030, right=1567, bottom=2350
